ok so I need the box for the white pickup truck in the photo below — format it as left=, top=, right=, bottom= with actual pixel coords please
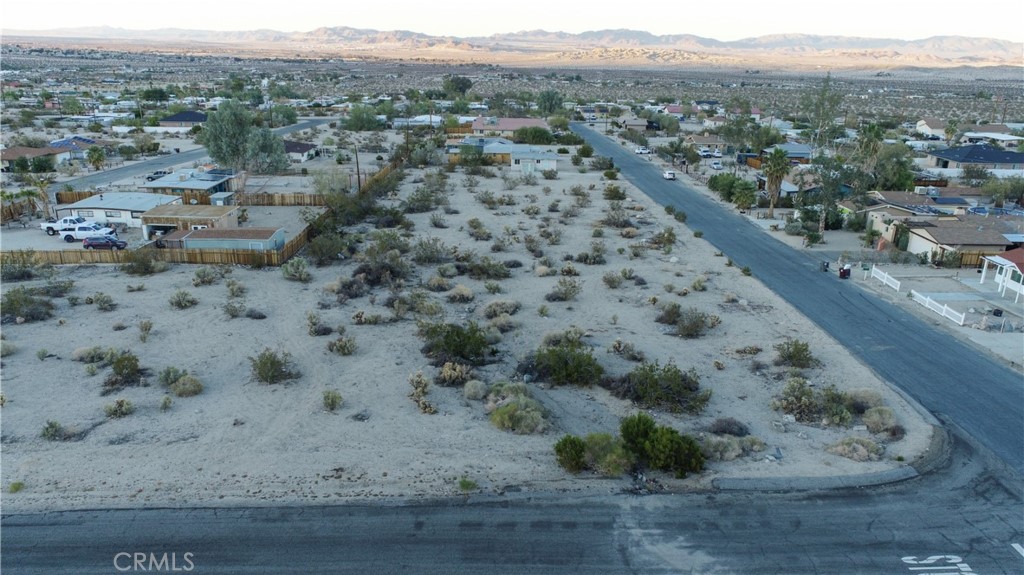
left=57, top=222, right=117, bottom=243
left=41, top=216, right=98, bottom=236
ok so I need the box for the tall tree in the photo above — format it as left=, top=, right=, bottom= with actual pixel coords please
left=442, top=76, right=472, bottom=99
left=24, top=174, right=55, bottom=218
left=762, top=147, right=791, bottom=219
left=344, top=105, right=383, bottom=132
left=244, top=128, right=289, bottom=174
left=198, top=99, right=254, bottom=171
left=536, top=90, right=564, bottom=116
left=944, top=118, right=960, bottom=146
left=800, top=73, right=844, bottom=153
left=797, top=155, right=852, bottom=238
left=873, top=143, right=915, bottom=192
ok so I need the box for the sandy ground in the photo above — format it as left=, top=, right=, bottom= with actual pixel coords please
left=0, top=132, right=935, bottom=513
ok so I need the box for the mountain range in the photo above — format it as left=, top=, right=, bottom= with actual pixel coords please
left=4, top=26, right=1021, bottom=70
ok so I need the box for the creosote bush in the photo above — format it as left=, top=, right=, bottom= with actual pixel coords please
left=707, top=417, right=750, bottom=437
left=169, top=290, right=198, bottom=309
left=248, top=348, right=300, bottom=384
left=533, top=341, right=604, bottom=387
left=418, top=322, right=492, bottom=366
left=607, top=361, right=710, bottom=414
left=282, top=257, right=313, bottom=283
left=463, top=379, right=488, bottom=400
left=774, top=340, right=818, bottom=368
left=104, top=399, right=135, bottom=419
left=489, top=396, right=547, bottom=434
left=554, top=435, right=587, bottom=473
left=170, top=375, right=204, bottom=397
left=323, top=390, right=344, bottom=412
left=827, top=437, right=883, bottom=461
left=327, top=336, right=357, bottom=356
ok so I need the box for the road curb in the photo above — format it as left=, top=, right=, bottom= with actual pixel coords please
left=712, top=465, right=919, bottom=491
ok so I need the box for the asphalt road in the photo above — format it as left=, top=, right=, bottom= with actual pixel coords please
left=574, top=123, right=1024, bottom=476
left=2, top=436, right=1020, bottom=574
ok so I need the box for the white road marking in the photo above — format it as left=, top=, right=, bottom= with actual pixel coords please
left=1012, top=543, right=1024, bottom=558
left=908, top=567, right=960, bottom=571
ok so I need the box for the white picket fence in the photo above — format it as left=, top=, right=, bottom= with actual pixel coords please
left=870, top=265, right=901, bottom=292
left=909, top=290, right=966, bottom=326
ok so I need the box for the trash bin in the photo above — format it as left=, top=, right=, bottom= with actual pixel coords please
left=820, top=261, right=830, bottom=272
left=993, top=309, right=1003, bottom=317
left=839, top=268, right=851, bottom=279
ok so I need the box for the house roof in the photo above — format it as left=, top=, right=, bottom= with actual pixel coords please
left=0, top=146, right=70, bottom=160
left=910, top=217, right=1013, bottom=247
left=160, top=111, right=207, bottom=123
left=928, top=144, right=1024, bottom=164
left=283, top=140, right=317, bottom=154
left=686, top=135, right=726, bottom=145
left=63, top=192, right=181, bottom=213
left=918, top=117, right=946, bottom=130
left=164, top=227, right=281, bottom=241
left=141, top=170, right=233, bottom=191
left=765, top=142, right=813, bottom=157
left=471, top=117, right=548, bottom=132
left=142, top=204, right=238, bottom=219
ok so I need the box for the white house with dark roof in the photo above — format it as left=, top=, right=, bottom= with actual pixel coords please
left=927, top=144, right=1024, bottom=170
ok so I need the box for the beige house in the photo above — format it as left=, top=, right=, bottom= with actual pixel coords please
left=140, top=204, right=239, bottom=241
left=905, top=216, right=1012, bottom=260
left=470, top=117, right=549, bottom=137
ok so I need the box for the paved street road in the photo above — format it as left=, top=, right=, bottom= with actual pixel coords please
left=573, top=123, right=1024, bottom=475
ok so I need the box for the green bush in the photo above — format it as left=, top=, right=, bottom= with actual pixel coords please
left=418, top=322, right=492, bottom=366
left=323, top=389, right=344, bottom=412
left=620, top=412, right=657, bottom=461
left=104, top=398, right=135, bottom=419
left=584, top=433, right=633, bottom=477
left=282, top=257, right=312, bottom=283
left=644, top=426, right=705, bottom=478
left=533, top=341, right=604, bottom=387
left=169, top=289, right=198, bottom=309
left=554, top=435, right=587, bottom=473
left=771, top=377, right=818, bottom=422
left=544, top=277, right=583, bottom=302
left=103, top=351, right=141, bottom=392
left=1, top=249, right=41, bottom=281
left=157, top=366, right=188, bottom=388
left=41, top=420, right=68, bottom=441
left=119, top=249, right=165, bottom=275
left=249, top=348, right=301, bottom=384
left=613, top=361, right=710, bottom=414
left=774, top=340, right=817, bottom=368
left=170, top=375, right=204, bottom=397
left=489, top=396, right=547, bottom=434
left=92, top=292, right=116, bottom=311
left=307, top=233, right=354, bottom=266
left=1, top=287, right=54, bottom=322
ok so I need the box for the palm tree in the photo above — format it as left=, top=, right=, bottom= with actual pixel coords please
left=944, top=119, right=959, bottom=147
left=23, top=174, right=55, bottom=219
left=762, top=147, right=791, bottom=219
left=86, top=146, right=106, bottom=172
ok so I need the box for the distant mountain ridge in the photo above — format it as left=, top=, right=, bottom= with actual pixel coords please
left=4, top=26, right=1020, bottom=68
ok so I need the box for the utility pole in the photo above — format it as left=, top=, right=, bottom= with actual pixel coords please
left=353, top=145, right=361, bottom=192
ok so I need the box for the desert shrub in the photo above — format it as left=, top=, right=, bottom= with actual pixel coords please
left=608, top=339, right=646, bottom=362
left=282, top=257, right=313, bottom=283
left=487, top=313, right=519, bottom=334
left=351, top=248, right=411, bottom=287
left=425, top=275, right=452, bottom=292
left=784, top=222, right=804, bottom=235
left=120, top=249, right=165, bottom=276
left=602, top=202, right=633, bottom=228
left=675, top=307, right=712, bottom=339
left=192, top=267, right=220, bottom=286
left=489, top=396, right=547, bottom=434
left=554, top=435, right=587, bottom=473
left=821, top=385, right=853, bottom=427
left=0, top=249, right=42, bottom=281
left=169, top=290, right=198, bottom=309
left=463, top=379, right=488, bottom=400
left=736, top=345, right=762, bottom=356
left=306, top=312, right=333, bottom=336
left=307, top=233, right=354, bottom=266
left=701, top=435, right=744, bottom=462
left=418, top=321, right=492, bottom=366
left=602, top=271, right=623, bottom=288
left=245, top=309, right=267, bottom=320
left=708, top=417, right=750, bottom=437
left=772, top=377, right=818, bottom=422
left=170, top=375, right=203, bottom=397
left=612, top=361, right=710, bottom=414
left=645, top=427, right=705, bottom=478
left=0, top=341, right=17, bottom=357
left=540, top=326, right=586, bottom=348
left=774, top=340, right=818, bottom=368
left=138, top=320, right=153, bottom=342
left=411, top=237, right=450, bottom=264
left=226, top=279, right=247, bottom=298
left=534, top=341, right=604, bottom=387
left=72, top=346, right=108, bottom=364
left=544, top=277, right=583, bottom=302
left=104, top=399, right=135, bottom=419
left=690, top=276, right=707, bottom=292
left=1, top=287, right=54, bottom=322
left=447, top=284, right=475, bottom=303
left=157, top=366, right=188, bottom=388
left=888, top=424, right=907, bottom=441
left=827, top=437, right=883, bottom=461
left=224, top=300, right=246, bottom=318
left=408, top=371, right=437, bottom=414
left=584, top=433, right=633, bottom=477
left=465, top=257, right=511, bottom=280
left=323, top=389, right=344, bottom=412
left=863, top=406, right=896, bottom=433
left=327, top=336, right=357, bottom=355
left=436, top=361, right=472, bottom=387
left=620, top=412, right=657, bottom=460
left=90, top=292, right=116, bottom=311
left=28, top=279, right=74, bottom=298
left=655, top=302, right=682, bottom=325
left=844, top=389, right=884, bottom=415
left=559, top=262, right=579, bottom=276
left=541, top=168, right=558, bottom=180
left=603, top=184, right=626, bottom=201
left=103, top=352, right=142, bottom=393
left=249, top=348, right=300, bottom=384
left=41, top=420, right=69, bottom=441
left=160, top=395, right=173, bottom=411
left=483, top=300, right=521, bottom=319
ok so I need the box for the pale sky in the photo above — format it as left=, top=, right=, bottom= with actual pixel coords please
left=3, top=0, right=1023, bottom=43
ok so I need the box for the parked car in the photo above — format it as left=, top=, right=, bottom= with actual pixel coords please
left=60, top=223, right=116, bottom=242
left=712, top=150, right=723, bottom=158
left=699, top=149, right=713, bottom=158
left=146, top=170, right=172, bottom=181
left=711, top=161, right=724, bottom=170
left=634, top=146, right=651, bottom=154
left=83, top=235, right=127, bottom=250
left=662, top=170, right=676, bottom=180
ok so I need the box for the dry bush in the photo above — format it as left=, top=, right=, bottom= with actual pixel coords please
left=608, top=339, right=645, bottom=362
left=863, top=406, right=896, bottom=433
left=489, top=396, right=547, bottom=434
left=447, top=284, right=475, bottom=303
left=327, top=336, right=357, bottom=356
left=827, top=437, right=883, bottom=461
left=483, top=300, right=521, bottom=319
left=436, top=362, right=472, bottom=387
left=425, top=275, right=451, bottom=292
left=487, top=313, right=520, bottom=333
left=620, top=227, right=639, bottom=239
left=408, top=371, right=437, bottom=414
left=701, top=435, right=743, bottom=461
left=170, top=375, right=204, bottom=397
left=707, top=417, right=750, bottom=437
left=463, top=379, right=488, bottom=400
left=844, top=389, right=884, bottom=415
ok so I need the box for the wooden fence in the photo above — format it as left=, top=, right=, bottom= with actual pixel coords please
left=55, top=191, right=98, bottom=204
left=237, top=193, right=327, bottom=207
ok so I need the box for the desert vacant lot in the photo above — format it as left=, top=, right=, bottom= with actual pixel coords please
left=0, top=146, right=932, bottom=511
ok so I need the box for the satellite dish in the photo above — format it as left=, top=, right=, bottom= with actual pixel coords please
left=190, top=199, right=198, bottom=205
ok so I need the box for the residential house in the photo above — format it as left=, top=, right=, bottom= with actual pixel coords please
left=49, top=135, right=110, bottom=161
left=621, top=118, right=649, bottom=132
left=283, top=140, right=318, bottom=163
left=140, top=168, right=240, bottom=203
left=916, top=117, right=948, bottom=139
left=685, top=134, right=727, bottom=154
left=979, top=247, right=1024, bottom=303
left=140, top=204, right=240, bottom=240
left=959, top=132, right=1024, bottom=149
left=663, top=104, right=686, bottom=119
left=158, top=111, right=207, bottom=128
left=511, top=149, right=558, bottom=174
left=702, top=116, right=727, bottom=129
left=158, top=227, right=285, bottom=251
left=56, top=192, right=181, bottom=229
left=691, top=100, right=719, bottom=113
left=0, top=146, right=72, bottom=171
left=763, top=142, right=813, bottom=164
left=905, top=216, right=1012, bottom=260
left=470, top=117, right=548, bottom=138
left=927, top=144, right=1024, bottom=170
